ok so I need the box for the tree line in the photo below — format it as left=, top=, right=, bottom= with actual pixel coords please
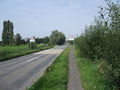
left=1, top=20, right=29, bottom=46
left=75, top=0, right=120, bottom=90
left=1, top=20, right=66, bottom=46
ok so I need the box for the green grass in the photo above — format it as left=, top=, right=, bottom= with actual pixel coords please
left=74, top=49, right=106, bottom=90
left=0, top=44, right=53, bottom=62
left=29, top=46, right=70, bottom=90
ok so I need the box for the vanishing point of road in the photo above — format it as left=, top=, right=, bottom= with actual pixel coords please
left=0, top=45, right=66, bottom=90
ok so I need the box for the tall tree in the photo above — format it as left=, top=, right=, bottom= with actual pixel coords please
left=15, top=33, right=22, bottom=46
left=50, top=30, right=66, bottom=45
left=2, top=20, right=14, bottom=45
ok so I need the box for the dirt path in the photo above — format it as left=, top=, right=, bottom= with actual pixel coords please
left=67, top=47, right=83, bottom=90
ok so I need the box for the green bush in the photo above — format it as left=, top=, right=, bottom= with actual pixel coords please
left=74, top=1, right=120, bottom=89
left=75, top=21, right=105, bottom=60
left=0, top=50, right=9, bottom=56
left=68, top=40, right=74, bottom=44
left=102, top=33, right=120, bottom=89
left=28, top=42, right=36, bottom=49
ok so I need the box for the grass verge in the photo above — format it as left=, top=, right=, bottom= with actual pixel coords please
left=0, top=44, right=53, bottom=62
left=29, top=46, right=70, bottom=90
left=74, top=49, right=106, bottom=90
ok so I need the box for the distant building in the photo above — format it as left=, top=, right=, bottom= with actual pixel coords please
left=68, top=38, right=74, bottom=41
left=68, top=35, right=75, bottom=41
left=30, top=36, right=36, bottom=42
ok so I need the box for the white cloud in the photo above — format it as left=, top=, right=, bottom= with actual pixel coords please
left=0, top=0, right=106, bottom=39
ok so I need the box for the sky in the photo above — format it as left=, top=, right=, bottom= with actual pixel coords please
left=0, top=0, right=107, bottom=40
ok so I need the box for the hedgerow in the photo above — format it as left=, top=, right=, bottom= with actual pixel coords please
left=74, top=1, right=120, bottom=89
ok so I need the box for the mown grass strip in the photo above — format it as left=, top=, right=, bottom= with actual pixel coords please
left=29, top=46, right=70, bottom=90
left=0, top=44, right=53, bottom=62
left=74, top=49, right=106, bottom=90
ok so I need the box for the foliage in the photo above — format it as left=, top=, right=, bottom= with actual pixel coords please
left=36, top=36, right=49, bottom=44
left=43, top=36, right=50, bottom=44
left=50, top=30, right=66, bottom=45
left=75, top=49, right=107, bottom=90
left=15, top=33, right=22, bottom=46
left=68, top=40, right=74, bottom=44
left=29, top=46, right=69, bottom=90
left=2, top=20, right=14, bottom=45
left=75, top=20, right=105, bottom=59
left=28, top=42, right=36, bottom=49
left=21, top=39, right=26, bottom=44
left=25, top=38, right=30, bottom=44
left=74, top=1, right=120, bottom=89
left=0, top=41, right=2, bottom=46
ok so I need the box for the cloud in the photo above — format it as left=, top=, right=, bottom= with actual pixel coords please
left=0, top=0, right=106, bottom=39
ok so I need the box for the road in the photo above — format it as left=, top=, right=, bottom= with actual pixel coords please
left=0, top=45, right=66, bottom=90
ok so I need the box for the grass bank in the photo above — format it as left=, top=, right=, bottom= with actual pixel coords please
left=29, top=46, right=70, bottom=90
left=74, top=49, right=107, bottom=90
left=0, top=44, right=53, bottom=62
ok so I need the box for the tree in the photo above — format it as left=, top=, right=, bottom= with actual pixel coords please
left=50, top=30, right=66, bottom=45
left=36, top=36, right=49, bottom=44
left=99, top=1, right=120, bottom=89
left=0, top=41, right=2, bottom=46
left=43, top=36, right=49, bottom=44
left=15, top=33, right=22, bottom=46
left=74, top=1, right=120, bottom=89
left=35, top=37, right=40, bottom=44
left=25, top=38, right=30, bottom=44
left=2, top=20, right=14, bottom=45
left=21, top=39, right=26, bottom=44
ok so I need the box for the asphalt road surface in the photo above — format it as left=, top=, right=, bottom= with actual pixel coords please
left=0, top=45, right=66, bottom=90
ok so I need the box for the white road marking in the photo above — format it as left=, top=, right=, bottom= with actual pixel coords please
left=26, top=57, right=39, bottom=63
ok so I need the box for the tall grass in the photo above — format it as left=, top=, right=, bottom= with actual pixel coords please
left=75, top=49, right=108, bottom=90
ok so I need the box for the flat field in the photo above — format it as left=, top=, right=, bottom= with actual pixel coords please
left=0, top=44, right=53, bottom=62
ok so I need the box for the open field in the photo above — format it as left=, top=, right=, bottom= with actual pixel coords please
left=0, top=44, right=53, bottom=62
left=29, top=46, right=70, bottom=90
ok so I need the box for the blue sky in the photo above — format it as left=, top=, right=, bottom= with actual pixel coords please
left=0, top=0, right=106, bottom=39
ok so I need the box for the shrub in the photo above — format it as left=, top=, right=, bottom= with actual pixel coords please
left=28, top=42, right=36, bottom=49
left=74, top=1, right=120, bottom=89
